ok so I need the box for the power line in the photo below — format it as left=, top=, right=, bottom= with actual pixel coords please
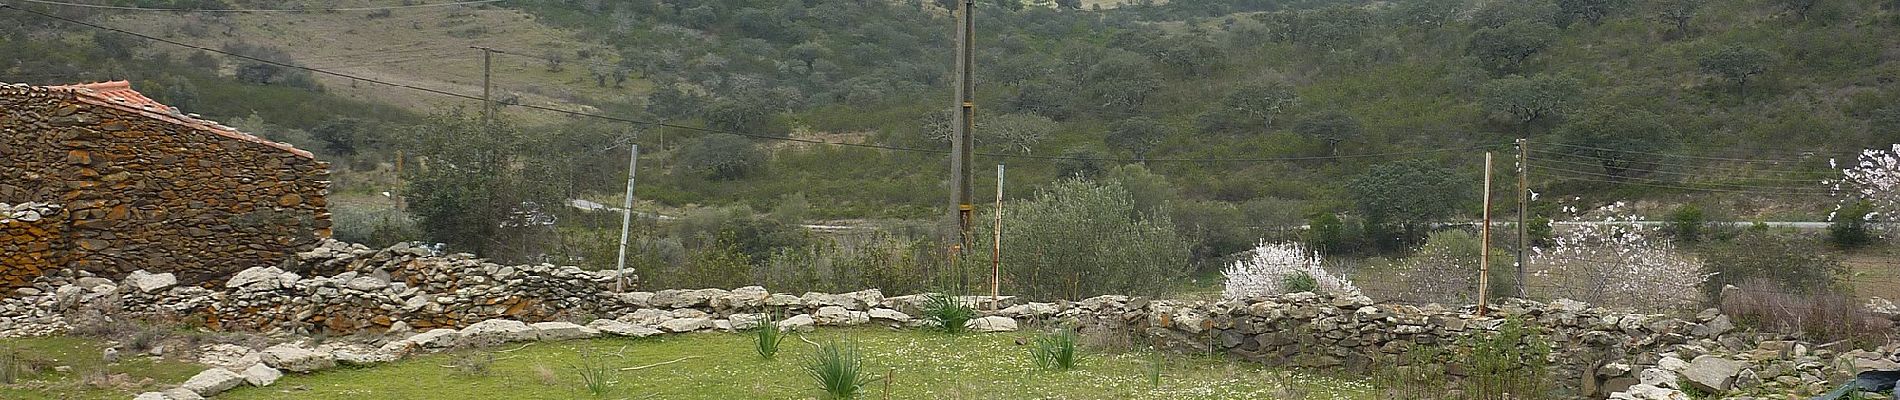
left=6, top=6, right=1506, bottom=164
left=1530, top=149, right=1823, bottom=175
left=1533, top=165, right=1830, bottom=193
left=1528, top=156, right=1828, bottom=183
left=12, top=0, right=505, bottom=12
left=1541, top=142, right=1814, bottom=164
left=1531, top=171, right=1830, bottom=196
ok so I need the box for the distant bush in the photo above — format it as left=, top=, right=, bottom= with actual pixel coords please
left=1665, top=204, right=1707, bottom=243
left=979, top=178, right=1191, bottom=300
left=328, top=198, right=421, bottom=248
left=1720, top=280, right=1892, bottom=346
left=1829, top=201, right=1878, bottom=249
left=1701, top=231, right=1844, bottom=301
left=679, top=135, right=765, bottom=180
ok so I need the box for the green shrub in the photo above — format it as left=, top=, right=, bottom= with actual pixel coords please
left=919, top=293, right=975, bottom=334
left=755, top=312, right=785, bottom=360
left=1700, top=231, right=1845, bottom=300
left=1829, top=201, right=1878, bottom=249
left=1460, top=318, right=1550, bottom=399
left=1667, top=205, right=1707, bottom=243
left=974, top=178, right=1192, bottom=300
left=1031, top=329, right=1080, bottom=371
left=803, top=340, right=871, bottom=399
left=1280, top=270, right=1320, bottom=293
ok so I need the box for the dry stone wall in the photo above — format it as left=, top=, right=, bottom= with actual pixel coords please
left=0, top=82, right=330, bottom=288
left=1, top=239, right=1892, bottom=400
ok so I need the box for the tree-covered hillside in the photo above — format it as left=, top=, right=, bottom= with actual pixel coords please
left=4, top=0, right=1900, bottom=267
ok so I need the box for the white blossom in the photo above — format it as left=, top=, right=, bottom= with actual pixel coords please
left=1222, top=241, right=1358, bottom=299
left=1528, top=215, right=1708, bottom=312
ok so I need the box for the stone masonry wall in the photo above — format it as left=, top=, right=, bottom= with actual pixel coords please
left=1, top=239, right=1891, bottom=399
left=0, top=82, right=331, bottom=288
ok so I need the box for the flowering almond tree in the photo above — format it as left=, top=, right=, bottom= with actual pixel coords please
left=1223, top=241, right=1359, bottom=299
left=1826, top=144, right=1898, bottom=227
left=1529, top=210, right=1708, bottom=312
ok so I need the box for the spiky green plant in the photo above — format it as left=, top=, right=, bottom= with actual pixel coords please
left=755, top=311, right=785, bottom=360
left=804, top=340, right=871, bottom=399
left=1031, top=329, right=1080, bottom=370
left=569, top=348, right=613, bottom=396
left=919, top=293, right=975, bottom=334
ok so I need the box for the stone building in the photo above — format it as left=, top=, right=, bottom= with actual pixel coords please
left=1, top=81, right=331, bottom=290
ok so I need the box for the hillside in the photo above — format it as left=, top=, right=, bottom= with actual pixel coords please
left=4, top=0, right=1900, bottom=267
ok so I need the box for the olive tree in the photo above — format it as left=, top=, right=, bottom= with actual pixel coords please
left=1698, top=45, right=1773, bottom=96
left=975, top=178, right=1191, bottom=299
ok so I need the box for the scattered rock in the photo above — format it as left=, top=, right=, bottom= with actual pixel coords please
left=778, top=314, right=816, bottom=332
left=1681, top=355, right=1744, bottom=392
left=966, top=316, right=1018, bottom=333
left=242, top=364, right=282, bottom=387
left=124, top=270, right=177, bottom=293
left=180, top=368, right=245, bottom=396
left=259, top=343, right=336, bottom=373
left=658, top=317, right=712, bottom=333
left=530, top=321, right=599, bottom=340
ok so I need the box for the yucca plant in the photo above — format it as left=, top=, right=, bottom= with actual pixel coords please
left=1146, top=347, right=1164, bottom=388
left=919, top=293, right=975, bottom=334
left=804, top=340, right=872, bottom=399
left=1031, top=329, right=1079, bottom=371
left=755, top=311, right=785, bottom=360
left=569, top=348, right=613, bottom=396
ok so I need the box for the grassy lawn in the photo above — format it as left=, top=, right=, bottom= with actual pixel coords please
left=217, top=328, right=1374, bottom=400
left=0, top=336, right=204, bottom=400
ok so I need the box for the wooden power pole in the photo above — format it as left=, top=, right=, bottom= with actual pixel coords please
left=614, top=142, right=638, bottom=293
left=949, top=0, right=976, bottom=250
left=1479, top=152, right=1493, bottom=315
left=1514, top=138, right=1529, bottom=298
left=472, top=46, right=494, bottom=124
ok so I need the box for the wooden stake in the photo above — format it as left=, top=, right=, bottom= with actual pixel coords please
left=1479, top=152, right=1493, bottom=316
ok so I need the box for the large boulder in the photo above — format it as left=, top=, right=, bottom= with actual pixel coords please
left=1680, top=355, right=1744, bottom=393
left=531, top=321, right=599, bottom=340
left=658, top=317, right=713, bottom=333
left=868, top=308, right=911, bottom=324
left=459, top=319, right=537, bottom=345
left=180, top=368, right=246, bottom=396
left=124, top=270, right=177, bottom=293
left=259, top=343, right=336, bottom=373
left=813, top=306, right=869, bottom=326
left=778, top=314, right=816, bottom=332
left=224, top=267, right=298, bottom=290
left=966, top=316, right=1018, bottom=333
left=589, top=319, right=663, bottom=337
left=241, top=364, right=282, bottom=387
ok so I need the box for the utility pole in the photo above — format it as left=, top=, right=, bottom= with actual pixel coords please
left=472, top=46, right=494, bottom=124
left=614, top=142, right=639, bottom=293
left=1514, top=138, right=1529, bottom=298
left=1479, top=152, right=1493, bottom=316
left=991, top=164, right=1004, bottom=310
left=949, top=0, right=976, bottom=251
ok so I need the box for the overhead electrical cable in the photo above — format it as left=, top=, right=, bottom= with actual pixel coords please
left=12, top=0, right=504, bottom=12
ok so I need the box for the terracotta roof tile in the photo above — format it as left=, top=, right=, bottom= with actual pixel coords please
left=44, top=80, right=316, bottom=159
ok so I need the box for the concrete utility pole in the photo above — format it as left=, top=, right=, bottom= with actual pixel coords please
left=614, top=142, right=638, bottom=293
left=1479, top=152, right=1493, bottom=316
left=949, top=0, right=976, bottom=249
left=472, top=46, right=494, bottom=123
left=1514, top=138, right=1529, bottom=298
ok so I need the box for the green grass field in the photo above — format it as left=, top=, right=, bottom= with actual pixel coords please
left=0, top=336, right=204, bottom=400
left=206, top=328, right=1373, bottom=400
